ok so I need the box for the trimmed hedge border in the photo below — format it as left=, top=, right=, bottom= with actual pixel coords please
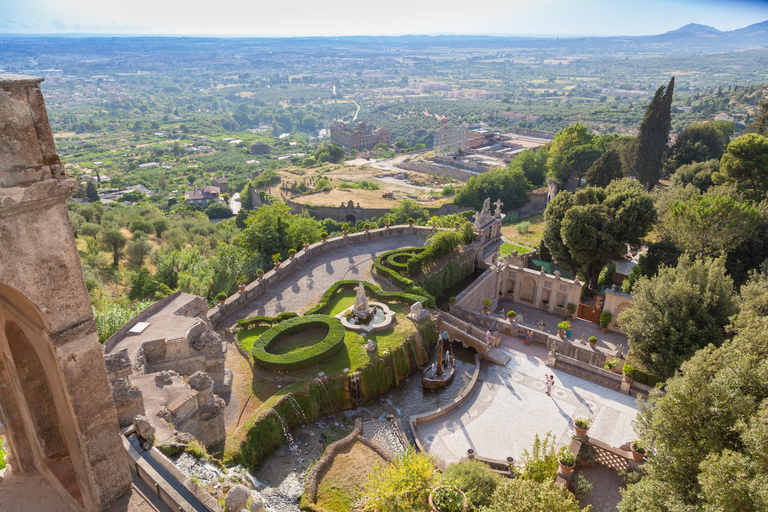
left=305, top=279, right=429, bottom=316
left=385, top=248, right=425, bottom=274
left=238, top=311, right=299, bottom=330
left=251, top=315, right=345, bottom=372
left=373, top=250, right=436, bottom=308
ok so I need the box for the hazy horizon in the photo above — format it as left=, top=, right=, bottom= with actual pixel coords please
left=2, top=0, right=768, bottom=38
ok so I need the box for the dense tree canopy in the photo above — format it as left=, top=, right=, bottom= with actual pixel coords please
left=455, top=167, right=529, bottom=211
left=619, top=255, right=738, bottom=377
left=664, top=121, right=727, bottom=173
left=546, top=123, right=594, bottom=186
left=542, top=179, right=656, bottom=288
left=620, top=271, right=768, bottom=512
left=585, top=148, right=623, bottom=188
left=664, top=193, right=759, bottom=257
left=508, top=147, right=548, bottom=188
left=716, top=133, right=768, bottom=200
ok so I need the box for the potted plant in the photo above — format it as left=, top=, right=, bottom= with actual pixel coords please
left=272, top=253, right=282, bottom=269
left=557, top=320, right=571, bottom=338
left=341, top=222, right=349, bottom=236
left=216, top=292, right=227, bottom=305
left=588, top=336, right=598, bottom=349
left=384, top=221, right=390, bottom=228
left=482, top=298, right=492, bottom=314
left=364, top=222, right=371, bottom=232
left=288, top=248, right=296, bottom=259
left=407, top=217, right=415, bottom=226
left=237, top=276, right=247, bottom=292
left=449, top=296, right=457, bottom=306
left=558, top=446, right=576, bottom=475
left=428, top=486, right=469, bottom=512
left=507, top=310, right=516, bottom=322
left=600, top=311, right=613, bottom=332
left=574, top=417, right=591, bottom=437
left=604, top=359, right=619, bottom=372
left=630, top=439, right=646, bottom=461
left=303, top=240, right=310, bottom=250
left=566, top=302, right=577, bottom=318
left=256, top=269, right=264, bottom=280
left=622, top=363, right=635, bottom=382
left=321, top=232, right=328, bottom=242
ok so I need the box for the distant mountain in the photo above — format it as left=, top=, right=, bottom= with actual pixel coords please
left=665, top=23, right=722, bottom=35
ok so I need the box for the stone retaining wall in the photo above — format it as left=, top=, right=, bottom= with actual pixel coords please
left=208, top=225, right=439, bottom=329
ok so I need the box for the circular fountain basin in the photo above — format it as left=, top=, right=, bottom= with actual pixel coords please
left=336, top=301, right=395, bottom=334
left=422, top=363, right=455, bottom=390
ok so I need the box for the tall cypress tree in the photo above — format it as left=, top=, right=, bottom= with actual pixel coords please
left=631, top=77, right=675, bottom=191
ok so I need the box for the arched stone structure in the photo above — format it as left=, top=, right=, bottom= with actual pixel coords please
left=0, top=74, right=131, bottom=510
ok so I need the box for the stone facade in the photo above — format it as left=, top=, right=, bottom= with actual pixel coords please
left=102, top=291, right=229, bottom=447
left=0, top=74, right=132, bottom=510
left=329, top=121, right=391, bottom=150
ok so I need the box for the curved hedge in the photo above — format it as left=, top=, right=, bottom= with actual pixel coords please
left=385, top=248, right=425, bottom=274
left=305, top=279, right=430, bottom=316
left=373, top=251, right=436, bottom=308
left=251, top=315, right=345, bottom=372
left=237, top=311, right=298, bottom=329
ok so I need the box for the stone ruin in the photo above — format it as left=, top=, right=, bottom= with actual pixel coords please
left=102, top=291, right=231, bottom=448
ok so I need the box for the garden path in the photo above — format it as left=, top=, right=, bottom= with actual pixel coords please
left=218, top=234, right=428, bottom=328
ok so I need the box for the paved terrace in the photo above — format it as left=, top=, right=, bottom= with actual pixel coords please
left=218, top=234, right=429, bottom=328
left=413, top=334, right=639, bottom=467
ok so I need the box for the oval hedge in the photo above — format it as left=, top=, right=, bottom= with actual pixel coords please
left=251, top=315, right=345, bottom=372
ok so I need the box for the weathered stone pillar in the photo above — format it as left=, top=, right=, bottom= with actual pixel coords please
left=0, top=74, right=131, bottom=510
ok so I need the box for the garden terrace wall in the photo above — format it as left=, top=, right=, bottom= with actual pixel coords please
left=208, top=225, right=443, bottom=329
left=231, top=320, right=437, bottom=467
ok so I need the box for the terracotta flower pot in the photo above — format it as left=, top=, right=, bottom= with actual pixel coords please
left=589, top=341, right=597, bottom=349
left=575, top=425, right=588, bottom=437
left=218, top=299, right=225, bottom=306
left=238, top=284, right=246, bottom=292
left=623, top=374, right=632, bottom=383
left=322, top=236, right=327, bottom=242
left=630, top=444, right=646, bottom=461
left=289, top=254, right=295, bottom=259
left=558, top=461, right=575, bottom=475
left=303, top=243, right=310, bottom=250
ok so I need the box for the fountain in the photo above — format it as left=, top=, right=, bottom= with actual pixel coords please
left=422, top=331, right=456, bottom=389
left=336, top=282, right=396, bottom=334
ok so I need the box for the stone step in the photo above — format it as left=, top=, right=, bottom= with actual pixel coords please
left=485, top=347, right=511, bottom=366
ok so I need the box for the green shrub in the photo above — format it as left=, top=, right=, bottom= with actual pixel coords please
left=558, top=446, right=576, bottom=467
left=250, top=316, right=345, bottom=372
left=481, top=479, right=584, bottom=512
left=604, top=359, right=618, bottom=370
left=622, top=363, right=635, bottom=377
left=515, top=221, right=531, bottom=234
left=305, top=280, right=428, bottom=316
left=598, top=261, right=617, bottom=286
left=444, top=460, right=502, bottom=510
left=574, top=417, right=591, bottom=429
left=588, top=336, right=598, bottom=344
left=432, top=486, right=465, bottom=512
left=566, top=303, right=577, bottom=316
left=216, top=292, right=227, bottom=302
left=557, top=321, right=570, bottom=332
left=599, top=311, right=612, bottom=328
left=570, top=473, right=593, bottom=499
left=514, top=432, right=558, bottom=483
left=360, top=447, right=438, bottom=512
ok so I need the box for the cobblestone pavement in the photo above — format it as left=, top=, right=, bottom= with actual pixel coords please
left=413, top=334, right=639, bottom=467
left=219, top=234, right=428, bottom=328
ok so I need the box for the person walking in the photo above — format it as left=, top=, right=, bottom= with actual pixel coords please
left=545, top=374, right=554, bottom=396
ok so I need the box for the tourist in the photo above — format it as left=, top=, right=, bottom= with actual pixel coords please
left=486, top=330, right=493, bottom=343
left=545, top=375, right=554, bottom=396
left=525, top=330, right=533, bottom=345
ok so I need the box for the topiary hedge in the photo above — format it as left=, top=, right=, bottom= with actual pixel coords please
left=251, top=315, right=345, bottom=372
left=237, top=311, right=299, bottom=329
left=305, top=279, right=430, bottom=315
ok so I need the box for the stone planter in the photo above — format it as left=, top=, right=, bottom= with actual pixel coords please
left=630, top=443, right=646, bottom=461
left=467, top=448, right=475, bottom=460
left=428, top=487, right=469, bottom=512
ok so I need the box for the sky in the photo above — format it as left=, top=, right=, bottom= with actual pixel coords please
left=1, top=0, right=767, bottom=37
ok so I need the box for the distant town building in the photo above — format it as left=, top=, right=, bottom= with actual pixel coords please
left=251, top=141, right=272, bottom=154
left=185, top=186, right=220, bottom=207
left=211, top=176, right=229, bottom=194
left=329, top=121, right=391, bottom=151
left=714, top=112, right=736, bottom=123
left=501, top=112, right=543, bottom=125
left=138, top=162, right=160, bottom=169
left=434, top=118, right=468, bottom=154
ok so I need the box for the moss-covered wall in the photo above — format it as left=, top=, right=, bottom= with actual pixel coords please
left=418, top=256, right=474, bottom=298
left=232, top=319, right=437, bottom=467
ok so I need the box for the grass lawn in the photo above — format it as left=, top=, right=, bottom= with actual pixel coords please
left=501, top=213, right=546, bottom=248
left=500, top=242, right=532, bottom=257
left=316, top=442, right=386, bottom=512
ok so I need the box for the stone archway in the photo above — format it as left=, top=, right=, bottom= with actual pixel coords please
left=0, top=288, right=84, bottom=508
left=346, top=214, right=356, bottom=223
left=614, top=301, right=632, bottom=328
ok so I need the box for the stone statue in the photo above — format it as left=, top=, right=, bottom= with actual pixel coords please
left=482, top=197, right=491, bottom=214
left=354, top=282, right=368, bottom=309
left=493, top=198, right=503, bottom=217
left=407, top=301, right=429, bottom=321
left=554, top=270, right=561, bottom=280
